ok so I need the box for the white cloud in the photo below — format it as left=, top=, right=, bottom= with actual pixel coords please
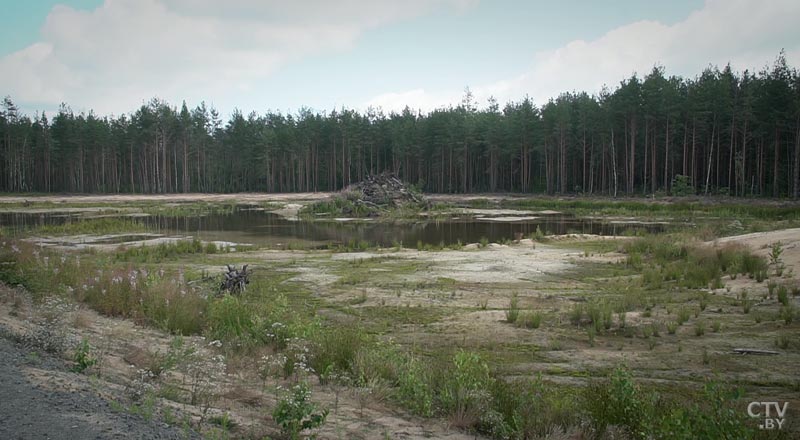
left=366, top=0, right=800, bottom=113
left=1, top=0, right=475, bottom=115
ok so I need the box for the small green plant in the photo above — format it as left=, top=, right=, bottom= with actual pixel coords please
left=699, top=294, right=708, bottom=311
left=777, top=285, right=789, bottom=306
left=666, top=321, right=678, bottom=335
left=587, top=327, right=596, bottom=347
left=617, top=310, right=626, bottom=328
left=505, top=294, right=519, bottom=324
left=742, top=299, right=752, bottom=314
left=694, top=321, right=706, bottom=336
left=532, top=225, right=546, bottom=242
left=775, top=335, right=790, bottom=350
left=569, top=303, right=584, bottom=326
left=518, top=311, right=543, bottom=329
left=676, top=308, right=691, bottom=325
left=767, top=280, right=777, bottom=298
left=702, top=348, right=710, bottom=365
left=769, top=242, right=784, bottom=273
left=272, top=382, right=328, bottom=440
left=71, top=337, right=97, bottom=373
left=479, top=237, right=489, bottom=248
left=779, top=305, right=794, bottom=324
left=671, top=174, right=694, bottom=196
left=711, top=320, right=721, bottom=332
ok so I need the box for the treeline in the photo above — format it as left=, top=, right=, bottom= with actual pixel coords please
left=2, top=53, right=800, bottom=197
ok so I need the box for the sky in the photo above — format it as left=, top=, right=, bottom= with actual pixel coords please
left=1, top=0, right=799, bottom=118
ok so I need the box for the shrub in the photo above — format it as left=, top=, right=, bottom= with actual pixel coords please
left=206, top=295, right=261, bottom=347
left=71, top=337, right=97, bottom=373
left=272, top=382, right=328, bottom=440
left=491, top=377, right=579, bottom=439
left=671, top=174, right=694, bottom=196
left=309, top=326, right=366, bottom=376
left=585, top=368, right=652, bottom=438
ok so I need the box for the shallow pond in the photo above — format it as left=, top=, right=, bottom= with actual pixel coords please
left=0, top=208, right=665, bottom=247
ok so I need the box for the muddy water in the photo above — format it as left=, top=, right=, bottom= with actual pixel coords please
left=0, top=209, right=664, bottom=247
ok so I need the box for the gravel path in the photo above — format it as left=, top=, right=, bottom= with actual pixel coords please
left=0, top=329, right=195, bottom=439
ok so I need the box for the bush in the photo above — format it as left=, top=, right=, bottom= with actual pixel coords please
left=585, top=368, right=653, bottom=438
left=396, top=356, right=435, bottom=417
left=491, top=377, right=578, bottom=439
left=71, top=337, right=98, bottom=373
left=440, top=351, right=494, bottom=430
left=272, top=382, right=328, bottom=440
left=309, top=326, right=366, bottom=376
left=206, top=295, right=261, bottom=346
left=671, top=174, right=694, bottom=196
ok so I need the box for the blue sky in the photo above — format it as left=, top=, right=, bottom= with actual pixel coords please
left=1, top=0, right=797, bottom=117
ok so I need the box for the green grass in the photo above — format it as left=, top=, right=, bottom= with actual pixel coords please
left=18, top=217, right=148, bottom=236
left=114, top=238, right=224, bottom=263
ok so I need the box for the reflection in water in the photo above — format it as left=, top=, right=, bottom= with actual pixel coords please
left=0, top=209, right=664, bottom=247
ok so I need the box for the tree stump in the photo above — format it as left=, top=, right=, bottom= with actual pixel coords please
left=220, top=264, right=250, bottom=295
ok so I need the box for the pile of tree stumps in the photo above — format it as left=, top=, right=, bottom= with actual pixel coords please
left=220, top=264, right=250, bottom=294
left=344, top=172, right=427, bottom=210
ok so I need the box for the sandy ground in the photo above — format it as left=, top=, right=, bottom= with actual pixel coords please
left=330, top=240, right=576, bottom=284
left=0, top=286, right=477, bottom=440
left=713, top=227, right=800, bottom=273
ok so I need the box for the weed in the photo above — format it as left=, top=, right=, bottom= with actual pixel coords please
left=273, top=382, right=328, bottom=440
left=777, top=285, right=789, bottom=306
left=694, top=321, right=706, bottom=336
left=768, top=280, right=778, bottom=298
left=698, top=292, right=709, bottom=311
left=779, top=305, right=794, bottom=324
left=666, top=322, right=678, bottom=335
left=505, top=294, right=519, bottom=324
left=517, top=311, right=543, bottom=329
left=775, top=335, right=791, bottom=350
left=711, top=320, right=721, bottom=332
left=676, top=308, right=691, bottom=325
left=396, top=356, right=434, bottom=417
left=440, top=351, right=494, bottom=430
left=587, top=327, right=596, bottom=347
left=71, top=337, right=97, bottom=373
